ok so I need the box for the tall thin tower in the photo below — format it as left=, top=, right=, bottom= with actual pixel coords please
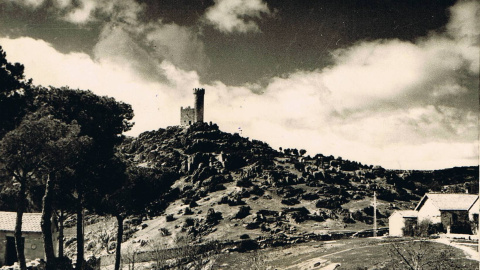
left=194, top=88, right=205, bottom=123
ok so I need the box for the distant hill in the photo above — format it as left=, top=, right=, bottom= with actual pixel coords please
left=61, top=122, right=478, bottom=257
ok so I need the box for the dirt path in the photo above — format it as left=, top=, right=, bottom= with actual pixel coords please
left=433, top=238, right=479, bottom=262
left=281, top=243, right=359, bottom=269
left=280, top=238, right=479, bottom=270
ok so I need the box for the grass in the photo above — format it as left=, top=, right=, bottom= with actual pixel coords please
left=210, top=237, right=479, bottom=270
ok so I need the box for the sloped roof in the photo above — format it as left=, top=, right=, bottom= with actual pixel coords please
left=415, top=193, right=479, bottom=211
left=392, top=210, right=418, bottom=218
left=0, top=211, right=42, bottom=232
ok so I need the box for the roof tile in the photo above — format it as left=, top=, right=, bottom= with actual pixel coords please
left=0, top=211, right=42, bottom=232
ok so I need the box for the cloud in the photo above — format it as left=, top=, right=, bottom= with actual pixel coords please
left=53, top=0, right=71, bottom=9
left=144, top=22, right=209, bottom=73
left=7, top=0, right=144, bottom=25
left=201, top=0, right=479, bottom=169
left=447, top=0, right=480, bottom=43
left=92, top=25, right=164, bottom=81
left=204, top=0, right=272, bottom=33
left=91, top=20, right=208, bottom=82
left=0, top=36, right=196, bottom=134
left=63, top=0, right=96, bottom=24
left=0, top=0, right=477, bottom=170
left=7, top=0, right=45, bottom=9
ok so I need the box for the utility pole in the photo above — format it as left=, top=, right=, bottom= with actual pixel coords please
left=373, top=191, right=377, bottom=237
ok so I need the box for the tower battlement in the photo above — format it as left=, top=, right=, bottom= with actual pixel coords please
left=194, top=88, right=205, bottom=95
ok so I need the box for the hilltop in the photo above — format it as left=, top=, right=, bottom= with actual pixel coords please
left=65, top=122, right=478, bottom=258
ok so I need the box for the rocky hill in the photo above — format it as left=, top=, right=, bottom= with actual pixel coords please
left=66, top=122, right=478, bottom=258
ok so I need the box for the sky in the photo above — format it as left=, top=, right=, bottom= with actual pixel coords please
left=0, top=0, right=478, bottom=170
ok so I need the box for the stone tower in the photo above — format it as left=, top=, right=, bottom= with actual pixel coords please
left=194, top=88, right=205, bottom=123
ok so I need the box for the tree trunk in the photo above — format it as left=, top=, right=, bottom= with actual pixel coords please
left=76, top=201, right=84, bottom=270
left=114, top=215, right=124, bottom=270
left=58, top=209, right=64, bottom=258
left=14, top=178, right=27, bottom=270
left=41, top=175, right=56, bottom=270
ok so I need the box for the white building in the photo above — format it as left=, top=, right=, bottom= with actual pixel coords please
left=388, top=193, right=479, bottom=236
left=388, top=210, right=418, bottom=237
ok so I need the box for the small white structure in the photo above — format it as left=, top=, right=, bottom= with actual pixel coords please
left=388, top=210, right=418, bottom=237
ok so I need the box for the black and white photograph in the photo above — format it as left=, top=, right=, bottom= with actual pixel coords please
left=0, top=0, right=478, bottom=269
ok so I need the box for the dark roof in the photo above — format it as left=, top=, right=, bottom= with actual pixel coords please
left=0, top=211, right=42, bottom=232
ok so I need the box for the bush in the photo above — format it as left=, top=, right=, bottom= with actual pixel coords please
left=237, top=240, right=259, bottom=252
left=281, top=197, right=300, bottom=205
left=206, top=208, right=222, bottom=225
left=237, top=177, right=253, bottom=187
left=301, top=193, right=319, bottom=200
left=184, top=207, right=193, bottom=215
left=166, top=214, right=175, bottom=222
left=184, top=218, right=195, bottom=227
left=240, top=234, right=250, bottom=239
left=250, top=185, right=265, bottom=196
left=403, top=220, right=444, bottom=237
left=160, top=228, right=171, bottom=236
left=235, top=206, right=251, bottom=219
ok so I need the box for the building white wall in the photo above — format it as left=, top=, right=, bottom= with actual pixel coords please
left=417, top=199, right=441, bottom=224
left=389, top=212, right=406, bottom=237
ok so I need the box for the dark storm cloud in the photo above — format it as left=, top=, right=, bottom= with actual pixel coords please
left=0, top=0, right=477, bottom=169
left=0, top=0, right=459, bottom=85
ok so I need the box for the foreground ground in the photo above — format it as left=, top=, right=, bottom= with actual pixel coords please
left=210, top=237, right=479, bottom=270
left=102, top=236, right=479, bottom=269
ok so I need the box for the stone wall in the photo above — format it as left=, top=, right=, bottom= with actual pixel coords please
left=0, top=231, right=46, bottom=267
left=440, top=210, right=470, bottom=233
left=180, top=106, right=195, bottom=126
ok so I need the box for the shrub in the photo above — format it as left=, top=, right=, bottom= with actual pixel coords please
left=159, top=228, right=171, bottom=236
left=206, top=208, right=222, bottom=225
left=237, top=240, right=259, bottom=252
left=166, top=214, right=175, bottom=222
left=235, top=206, right=251, bottom=219
left=403, top=220, right=444, bottom=237
left=250, top=185, right=265, bottom=196
left=184, top=207, right=193, bottom=215
left=237, top=177, right=253, bottom=187
left=281, top=197, right=300, bottom=205
left=240, top=234, right=250, bottom=239
left=184, top=218, right=195, bottom=227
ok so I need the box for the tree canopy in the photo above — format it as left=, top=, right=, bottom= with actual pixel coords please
left=0, top=46, right=33, bottom=138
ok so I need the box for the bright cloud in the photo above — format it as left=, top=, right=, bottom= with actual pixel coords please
left=7, top=0, right=45, bottom=9
left=0, top=36, right=194, bottom=134
left=0, top=0, right=478, bottom=170
left=204, top=0, right=272, bottom=33
left=64, top=0, right=96, bottom=24
left=53, top=0, right=71, bottom=9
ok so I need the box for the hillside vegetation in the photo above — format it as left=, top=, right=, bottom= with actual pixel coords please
left=68, top=122, right=477, bottom=258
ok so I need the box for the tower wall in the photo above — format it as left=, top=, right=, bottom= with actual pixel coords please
left=180, top=106, right=195, bottom=126
left=194, top=88, right=205, bottom=123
